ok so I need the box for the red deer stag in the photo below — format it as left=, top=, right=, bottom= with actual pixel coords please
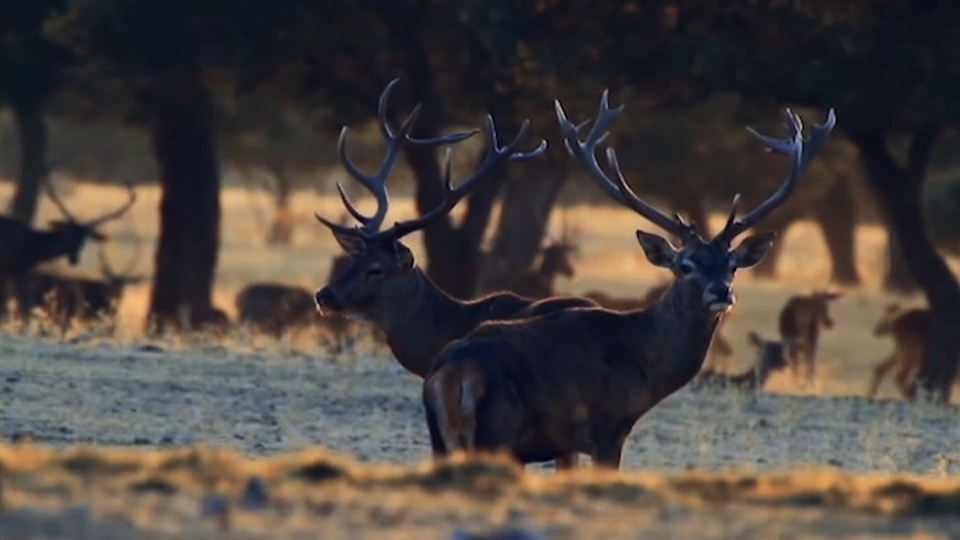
left=422, top=91, right=836, bottom=469
left=693, top=331, right=788, bottom=392
left=867, top=303, right=931, bottom=400
left=777, top=289, right=842, bottom=385
left=313, top=78, right=597, bottom=382
left=34, top=245, right=147, bottom=336
left=0, top=180, right=137, bottom=323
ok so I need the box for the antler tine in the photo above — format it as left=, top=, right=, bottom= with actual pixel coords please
left=716, top=108, right=836, bottom=243
left=42, top=175, right=78, bottom=223
left=384, top=115, right=547, bottom=241
left=88, top=181, right=137, bottom=227
left=556, top=92, right=690, bottom=238
left=97, top=246, right=115, bottom=280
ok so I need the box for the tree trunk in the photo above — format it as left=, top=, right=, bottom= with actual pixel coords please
left=9, top=98, right=48, bottom=225
left=145, top=71, right=222, bottom=335
left=848, top=128, right=960, bottom=403
left=884, top=228, right=917, bottom=292
left=812, top=178, right=861, bottom=285
left=267, top=164, right=293, bottom=246
left=477, top=154, right=569, bottom=295
left=751, top=207, right=802, bottom=279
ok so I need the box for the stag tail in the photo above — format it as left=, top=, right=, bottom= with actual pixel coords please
left=423, top=361, right=488, bottom=453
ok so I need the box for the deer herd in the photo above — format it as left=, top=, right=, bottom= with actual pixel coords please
left=0, top=79, right=945, bottom=469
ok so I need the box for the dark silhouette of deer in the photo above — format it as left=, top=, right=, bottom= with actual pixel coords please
left=867, top=303, right=931, bottom=400
left=586, top=281, right=735, bottom=373
left=777, top=289, right=842, bottom=385
left=313, top=78, right=598, bottom=381
left=0, top=180, right=137, bottom=323
left=33, top=246, right=146, bottom=336
left=236, top=283, right=318, bottom=337
left=693, top=331, right=788, bottom=392
left=422, top=91, right=835, bottom=469
left=511, top=222, right=580, bottom=299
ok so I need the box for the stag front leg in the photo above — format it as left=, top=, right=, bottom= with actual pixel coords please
left=590, top=421, right=631, bottom=470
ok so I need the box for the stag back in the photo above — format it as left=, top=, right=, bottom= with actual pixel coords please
left=555, top=91, right=837, bottom=315
left=314, top=78, right=546, bottom=321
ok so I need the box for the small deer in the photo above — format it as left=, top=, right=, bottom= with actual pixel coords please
left=235, top=282, right=319, bottom=338
left=777, top=289, right=843, bottom=385
left=313, top=78, right=598, bottom=378
left=511, top=224, right=580, bottom=299
left=867, top=303, right=931, bottom=400
left=693, top=331, right=788, bottom=392
left=421, top=91, right=835, bottom=469
left=33, top=246, right=147, bottom=336
left=0, top=179, right=137, bottom=323
left=586, top=281, right=735, bottom=373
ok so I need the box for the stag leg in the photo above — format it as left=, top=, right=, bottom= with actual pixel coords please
left=13, top=273, right=35, bottom=335
left=895, top=358, right=917, bottom=401
left=424, top=405, right=448, bottom=457
left=867, top=354, right=897, bottom=398
left=590, top=422, right=630, bottom=470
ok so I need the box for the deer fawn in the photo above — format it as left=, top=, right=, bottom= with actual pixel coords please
left=313, top=79, right=598, bottom=380
left=586, top=282, right=735, bottom=374
left=867, top=303, right=931, bottom=400
left=777, top=289, right=842, bottom=385
left=693, top=331, right=788, bottom=392
left=33, top=246, right=147, bottom=336
left=422, top=91, right=836, bottom=469
left=0, top=180, right=137, bottom=324
left=511, top=226, right=579, bottom=299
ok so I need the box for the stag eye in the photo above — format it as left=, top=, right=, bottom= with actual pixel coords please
left=678, top=260, right=696, bottom=275
left=366, top=266, right=385, bottom=279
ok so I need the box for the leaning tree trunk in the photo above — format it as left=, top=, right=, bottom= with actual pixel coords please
left=145, top=71, right=222, bottom=335
left=848, top=128, right=960, bottom=403
left=751, top=207, right=802, bottom=279
left=884, top=227, right=917, bottom=292
left=812, top=178, right=861, bottom=286
left=477, top=152, right=569, bottom=295
left=266, top=163, right=293, bottom=246
left=8, top=97, right=48, bottom=225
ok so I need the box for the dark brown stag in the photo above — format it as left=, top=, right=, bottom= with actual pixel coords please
left=33, top=246, right=147, bottom=336
left=0, top=180, right=137, bottom=323
left=313, top=78, right=597, bottom=382
left=422, top=91, right=836, bottom=469
left=867, top=303, right=932, bottom=400
left=777, top=289, right=843, bottom=385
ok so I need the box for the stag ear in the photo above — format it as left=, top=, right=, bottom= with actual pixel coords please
left=332, top=229, right=366, bottom=257
left=635, top=230, right=679, bottom=268
left=731, top=231, right=777, bottom=269
left=395, top=244, right=415, bottom=269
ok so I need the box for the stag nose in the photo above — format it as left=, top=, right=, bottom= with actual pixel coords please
left=702, top=283, right=734, bottom=313
left=314, top=288, right=341, bottom=315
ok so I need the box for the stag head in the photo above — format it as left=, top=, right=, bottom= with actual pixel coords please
left=556, top=91, right=836, bottom=313
left=314, top=78, right=547, bottom=319
left=44, top=177, right=138, bottom=265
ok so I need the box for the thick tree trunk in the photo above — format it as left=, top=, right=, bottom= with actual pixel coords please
left=848, top=128, right=960, bottom=403
left=267, top=164, right=293, bottom=246
left=751, top=208, right=802, bottom=279
left=884, top=228, right=917, bottom=292
left=145, top=71, right=222, bottom=335
left=813, top=178, right=861, bottom=285
left=9, top=98, right=48, bottom=225
left=477, top=154, right=569, bottom=295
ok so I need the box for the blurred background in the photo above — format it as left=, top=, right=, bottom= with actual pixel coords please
left=1, top=1, right=958, bottom=385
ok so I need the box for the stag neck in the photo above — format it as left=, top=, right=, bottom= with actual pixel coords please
left=629, top=280, right=723, bottom=397
left=24, top=230, right=78, bottom=270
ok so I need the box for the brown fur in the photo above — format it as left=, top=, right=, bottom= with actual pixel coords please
left=777, top=289, right=842, bottom=384
left=867, top=303, right=931, bottom=400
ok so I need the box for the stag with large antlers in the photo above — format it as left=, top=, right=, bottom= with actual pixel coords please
left=0, top=177, right=137, bottom=323
left=422, top=91, right=836, bottom=469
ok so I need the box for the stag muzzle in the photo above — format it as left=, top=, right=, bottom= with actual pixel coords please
left=703, top=284, right=735, bottom=313
left=314, top=287, right=342, bottom=316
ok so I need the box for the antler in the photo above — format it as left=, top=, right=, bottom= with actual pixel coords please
left=42, top=160, right=77, bottom=222
left=316, top=78, right=478, bottom=237
left=382, top=115, right=548, bottom=240
left=714, top=107, right=837, bottom=243
left=555, top=91, right=695, bottom=239
left=87, top=181, right=137, bottom=227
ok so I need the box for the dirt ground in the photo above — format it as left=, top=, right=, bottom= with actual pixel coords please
left=0, top=183, right=959, bottom=538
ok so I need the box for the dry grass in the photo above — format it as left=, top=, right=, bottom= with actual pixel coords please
left=2, top=180, right=960, bottom=538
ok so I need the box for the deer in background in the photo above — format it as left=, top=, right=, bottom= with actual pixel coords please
left=866, top=303, right=931, bottom=400
left=33, top=244, right=147, bottom=336
left=511, top=215, right=580, bottom=299
left=693, top=331, right=788, bottom=392
left=777, top=289, right=842, bottom=385
left=0, top=179, right=137, bottom=324
left=313, top=78, right=598, bottom=382
left=586, top=281, right=735, bottom=373
left=422, top=91, right=835, bottom=469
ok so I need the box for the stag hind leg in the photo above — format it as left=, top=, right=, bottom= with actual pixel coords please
left=422, top=361, right=488, bottom=455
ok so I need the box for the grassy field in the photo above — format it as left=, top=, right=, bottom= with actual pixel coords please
left=1, top=181, right=959, bottom=538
